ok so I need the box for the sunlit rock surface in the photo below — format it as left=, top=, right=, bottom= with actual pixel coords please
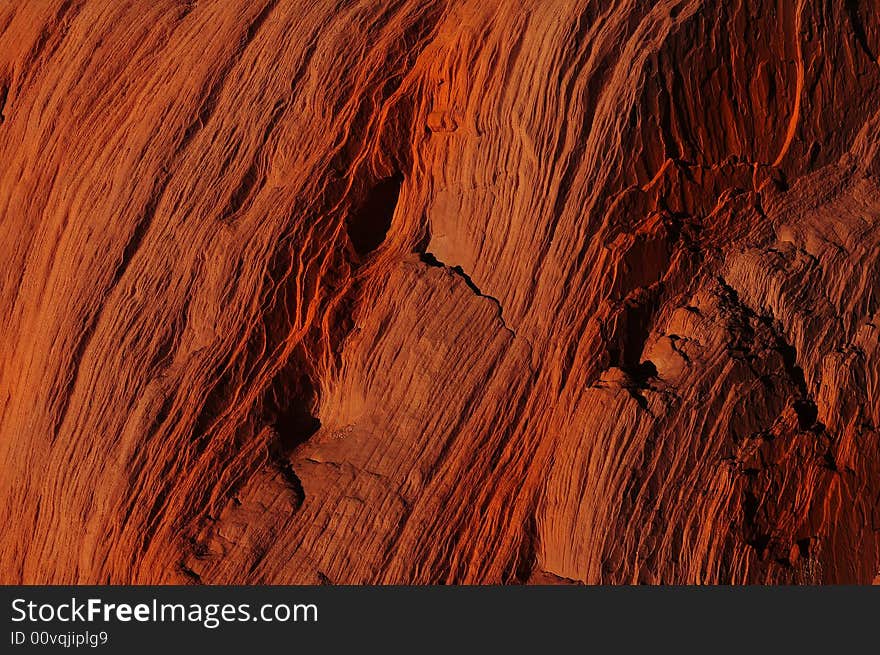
left=1, top=0, right=879, bottom=584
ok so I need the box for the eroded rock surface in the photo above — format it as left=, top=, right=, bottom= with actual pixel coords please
left=1, top=0, right=878, bottom=583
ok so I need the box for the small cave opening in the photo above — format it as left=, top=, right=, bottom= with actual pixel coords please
left=261, top=368, right=320, bottom=507
left=605, top=292, right=660, bottom=380
left=346, top=173, right=403, bottom=256
left=263, top=371, right=321, bottom=458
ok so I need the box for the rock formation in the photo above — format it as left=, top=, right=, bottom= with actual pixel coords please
left=1, top=0, right=879, bottom=584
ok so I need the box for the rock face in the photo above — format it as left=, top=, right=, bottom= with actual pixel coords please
left=1, top=0, right=879, bottom=585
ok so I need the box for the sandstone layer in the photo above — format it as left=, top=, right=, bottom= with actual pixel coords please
left=1, top=0, right=879, bottom=584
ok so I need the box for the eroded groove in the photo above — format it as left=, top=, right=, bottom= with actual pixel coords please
left=47, top=1, right=286, bottom=443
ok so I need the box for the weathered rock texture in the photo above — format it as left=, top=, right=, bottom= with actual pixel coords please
left=1, top=0, right=879, bottom=584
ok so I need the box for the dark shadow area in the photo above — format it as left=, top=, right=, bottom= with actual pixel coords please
left=264, top=370, right=321, bottom=457
left=845, top=0, right=876, bottom=61
left=347, top=173, right=403, bottom=256
left=419, top=250, right=443, bottom=267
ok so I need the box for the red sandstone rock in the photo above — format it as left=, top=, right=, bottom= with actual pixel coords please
left=0, top=0, right=878, bottom=584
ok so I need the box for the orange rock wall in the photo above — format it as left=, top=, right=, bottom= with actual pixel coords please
left=1, top=0, right=879, bottom=584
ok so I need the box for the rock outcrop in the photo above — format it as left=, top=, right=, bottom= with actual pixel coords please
left=1, top=0, right=878, bottom=584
